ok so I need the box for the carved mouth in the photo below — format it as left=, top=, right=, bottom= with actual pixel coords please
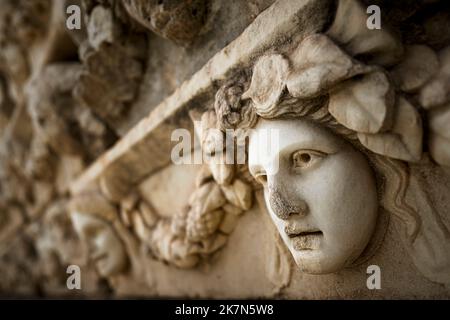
left=287, top=230, right=322, bottom=238
left=286, top=230, right=323, bottom=250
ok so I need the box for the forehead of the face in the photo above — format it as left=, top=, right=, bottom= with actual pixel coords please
left=248, top=118, right=343, bottom=174
left=71, top=211, right=107, bottom=234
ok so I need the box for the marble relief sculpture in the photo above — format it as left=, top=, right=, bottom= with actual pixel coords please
left=207, top=1, right=449, bottom=284
left=1, top=0, right=450, bottom=298
left=67, top=0, right=450, bottom=291
left=69, top=193, right=128, bottom=278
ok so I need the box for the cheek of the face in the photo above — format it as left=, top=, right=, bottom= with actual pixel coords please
left=306, top=149, right=377, bottom=273
left=265, top=148, right=378, bottom=274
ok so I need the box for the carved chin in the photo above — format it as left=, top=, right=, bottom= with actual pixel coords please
left=290, top=250, right=341, bottom=275
left=289, top=242, right=367, bottom=275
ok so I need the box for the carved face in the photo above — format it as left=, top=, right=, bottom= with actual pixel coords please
left=71, top=212, right=127, bottom=277
left=249, top=118, right=378, bottom=274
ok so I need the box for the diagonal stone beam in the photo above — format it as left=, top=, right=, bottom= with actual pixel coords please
left=70, top=0, right=333, bottom=201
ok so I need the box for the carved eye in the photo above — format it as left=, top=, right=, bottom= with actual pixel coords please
left=254, top=172, right=268, bottom=186
left=292, top=150, right=326, bottom=169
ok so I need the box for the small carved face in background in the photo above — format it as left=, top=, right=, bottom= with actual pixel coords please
left=249, top=118, right=378, bottom=274
left=71, top=212, right=127, bottom=278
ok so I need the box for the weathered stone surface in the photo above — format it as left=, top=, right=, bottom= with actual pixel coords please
left=1, top=0, right=450, bottom=300
left=122, top=0, right=209, bottom=46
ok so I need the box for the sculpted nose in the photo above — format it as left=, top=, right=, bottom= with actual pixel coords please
left=267, top=178, right=309, bottom=220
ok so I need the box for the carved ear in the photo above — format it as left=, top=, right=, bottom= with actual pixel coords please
left=428, top=104, right=450, bottom=167
left=286, top=34, right=371, bottom=99
left=358, top=97, right=423, bottom=162
left=328, top=71, right=395, bottom=134
left=242, top=54, right=289, bottom=117
left=326, top=0, right=403, bottom=67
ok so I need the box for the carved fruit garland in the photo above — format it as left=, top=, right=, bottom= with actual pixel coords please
left=142, top=109, right=253, bottom=269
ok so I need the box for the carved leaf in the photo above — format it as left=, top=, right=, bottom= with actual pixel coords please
left=391, top=45, right=439, bottom=93
left=220, top=179, right=253, bottom=210
left=242, top=54, right=289, bottom=117
left=329, top=71, right=395, bottom=133
left=122, top=0, right=208, bottom=46
left=419, top=47, right=450, bottom=109
left=121, top=192, right=139, bottom=211
left=193, top=234, right=228, bottom=255
left=150, top=221, right=173, bottom=260
left=186, top=209, right=224, bottom=242
left=286, top=34, right=371, bottom=99
left=358, top=97, right=423, bottom=162
left=87, top=6, right=117, bottom=50
left=222, top=203, right=244, bottom=216
left=188, top=182, right=226, bottom=215
left=138, top=201, right=159, bottom=229
left=214, top=79, right=258, bottom=130
left=169, top=239, right=200, bottom=269
left=218, top=212, right=239, bottom=234
left=326, top=0, right=403, bottom=67
left=429, top=104, right=450, bottom=167
left=131, top=210, right=150, bottom=243
left=208, top=162, right=235, bottom=186
left=120, top=208, right=132, bottom=227
left=195, top=165, right=213, bottom=187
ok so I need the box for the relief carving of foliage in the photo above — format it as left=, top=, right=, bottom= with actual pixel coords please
left=207, top=162, right=235, bottom=186
left=121, top=0, right=208, bottom=46
left=419, top=47, right=450, bottom=109
left=199, top=110, right=236, bottom=185
left=326, top=0, right=403, bottom=67
left=391, top=45, right=439, bottom=93
left=242, top=54, right=289, bottom=117
left=358, top=97, right=423, bottom=162
left=328, top=71, right=395, bottom=134
left=220, top=179, right=253, bottom=211
left=188, top=182, right=226, bottom=215
left=186, top=182, right=226, bottom=241
left=214, top=79, right=257, bottom=130
left=286, top=34, right=372, bottom=99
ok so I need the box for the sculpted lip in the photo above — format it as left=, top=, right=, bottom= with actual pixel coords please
left=284, top=226, right=323, bottom=250
left=287, top=230, right=323, bottom=238
left=284, top=224, right=322, bottom=237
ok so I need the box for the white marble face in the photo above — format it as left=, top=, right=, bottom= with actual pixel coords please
left=71, top=212, right=127, bottom=277
left=249, top=118, right=378, bottom=274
